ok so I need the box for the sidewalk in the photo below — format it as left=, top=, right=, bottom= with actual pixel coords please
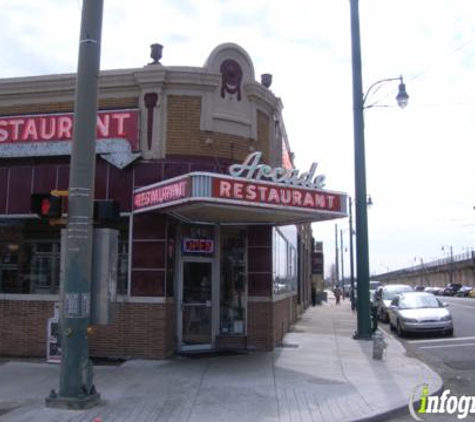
left=0, top=296, right=442, bottom=422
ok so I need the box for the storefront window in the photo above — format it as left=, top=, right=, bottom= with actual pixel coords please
left=220, top=227, right=247, bottom=336
left=0, top=220, right=129, bottom=295
left=273, top=226, right=298, bottom=295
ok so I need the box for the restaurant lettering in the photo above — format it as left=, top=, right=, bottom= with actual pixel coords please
left=213, top=178, right=340, bottom=211
left=134, top=179, right=188, bottom=210
left=228, top=151, right=326, bottom=189
left=0, top=110, right=139, bottom=149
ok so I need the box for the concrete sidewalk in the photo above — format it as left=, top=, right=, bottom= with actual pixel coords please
left=0, top=297, right=442, bottom=422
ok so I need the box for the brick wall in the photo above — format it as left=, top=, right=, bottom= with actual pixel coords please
left=165, top=95, right=271, bottom=163
left=0, top=300, right=175, bottom=359
left=247, top=301, right=274, bottom=350
left=247, top=294, right=298, bottom=350
left=0, top=300, right=54, bottom=357
left=89, top=301, right=175, bottom=359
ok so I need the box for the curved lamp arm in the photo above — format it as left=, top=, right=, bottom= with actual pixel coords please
left=363, top=76, right=409, bottom=109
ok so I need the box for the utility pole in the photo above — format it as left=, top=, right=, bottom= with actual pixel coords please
left=46, top=0, right=104, bottom=409
left=335, top=224, right=340, bottom=287
left=340, top=229, right=345, bottom=290
left=348, top=198, right=356, bottom=311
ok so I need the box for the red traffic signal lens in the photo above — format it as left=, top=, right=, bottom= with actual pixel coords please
left=31, top=194, right=62, bottom=218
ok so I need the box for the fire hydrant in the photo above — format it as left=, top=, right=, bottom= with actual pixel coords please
left=372, top=330, right=387, bottom=360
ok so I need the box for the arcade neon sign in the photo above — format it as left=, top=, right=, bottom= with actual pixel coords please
left=228, top=151, right=326, bottom=190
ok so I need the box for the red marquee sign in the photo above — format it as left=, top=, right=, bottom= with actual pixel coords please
left=212, top=177, right=341, bottom=212
left=0, top=110, right=139, bottom=149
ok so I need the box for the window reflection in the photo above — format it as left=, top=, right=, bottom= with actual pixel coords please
left=273, top=227, right=297, bottom=295
left=220, top=227, right=247, bottom=336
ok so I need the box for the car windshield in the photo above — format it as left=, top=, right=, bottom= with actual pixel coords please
left=399, top=294, right=441, bottom=309
left=382, top=286, right=412, bottom=300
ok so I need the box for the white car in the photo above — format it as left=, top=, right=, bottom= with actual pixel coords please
left=374, top=284, right=413, bottom=322
left=388, top=292, right=453, bottom=337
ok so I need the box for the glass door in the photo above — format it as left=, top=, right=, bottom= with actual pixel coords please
left=181, top=261, right=213, bottom=349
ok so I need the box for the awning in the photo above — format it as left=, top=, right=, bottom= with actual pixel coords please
left=133, top=172, right=347, bottom=226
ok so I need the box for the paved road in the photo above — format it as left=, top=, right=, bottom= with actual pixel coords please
left=380, top=296, right=475, bottom=421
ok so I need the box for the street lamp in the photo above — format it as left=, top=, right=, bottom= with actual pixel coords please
left=349, top=0, right=409, bottom=339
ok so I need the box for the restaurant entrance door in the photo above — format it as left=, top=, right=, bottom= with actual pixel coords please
left=179, top=260, right=214, bottom=351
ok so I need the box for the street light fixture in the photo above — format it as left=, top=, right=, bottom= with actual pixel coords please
left=349, top=0, right=409, bottom=339
left=363, top=76, right=409, bottom=110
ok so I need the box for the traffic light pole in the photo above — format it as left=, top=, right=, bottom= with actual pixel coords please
left=46, top=0, right=104, bottom=409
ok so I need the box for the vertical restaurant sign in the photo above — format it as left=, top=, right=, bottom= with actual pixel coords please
left=0, top=110, right=141, bottom=169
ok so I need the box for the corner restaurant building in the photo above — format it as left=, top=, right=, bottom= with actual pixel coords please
left=0, top=43, right=347, bottom=359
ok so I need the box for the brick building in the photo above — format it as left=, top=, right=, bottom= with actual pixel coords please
left=0, top=43, right=347, bottom=359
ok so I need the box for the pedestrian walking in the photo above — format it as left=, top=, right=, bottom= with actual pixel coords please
left=334, top=286, right=342, bottom=305
left=311, top=285, right=317, bottom=306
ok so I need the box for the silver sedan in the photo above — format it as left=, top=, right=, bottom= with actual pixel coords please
left=388, top=292, right=453, bottom=337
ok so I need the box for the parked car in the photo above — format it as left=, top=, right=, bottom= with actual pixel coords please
left=442, top=283, right=462, bottom=296
left=455, top=286, right=474, bottom=297
left=469, top=289, right=475, bottom=298
left=424, top=286, right=444, bottom=296
left=374, top=284, right=414, bottom=323
left=388, top=292, right=453, bottom=337
left=414, top=285, right=425, bottom=292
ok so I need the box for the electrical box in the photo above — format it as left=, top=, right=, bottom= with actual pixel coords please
left=59, top=228, right=118, bottom=325
left=90, top=228, right=119, bottom=325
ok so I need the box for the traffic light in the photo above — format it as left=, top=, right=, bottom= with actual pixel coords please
left=31, top=194, right=63, bottom=218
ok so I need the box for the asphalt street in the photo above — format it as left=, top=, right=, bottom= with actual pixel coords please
left=380, top=295, right=475, bottom=421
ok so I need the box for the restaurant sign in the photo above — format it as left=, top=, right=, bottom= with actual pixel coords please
left=212, top=177, right=340, bottom=212
left=0, top=110, right=140, bottom=169
left=132, top=152, right=347, bottom=221
left=134, top=178, right=189, bottom=212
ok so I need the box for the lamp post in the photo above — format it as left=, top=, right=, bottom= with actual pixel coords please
left=340, top=228, right=345, bottom=290
left=349, top=0, right=409, bottom=339
left=348, top=197, right=356, bottom=311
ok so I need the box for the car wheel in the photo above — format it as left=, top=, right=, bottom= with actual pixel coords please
left=397, top=320, right=405, bottom=337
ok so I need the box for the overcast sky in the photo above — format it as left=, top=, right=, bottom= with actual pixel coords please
left=1, top=0, right=475, bottom=278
